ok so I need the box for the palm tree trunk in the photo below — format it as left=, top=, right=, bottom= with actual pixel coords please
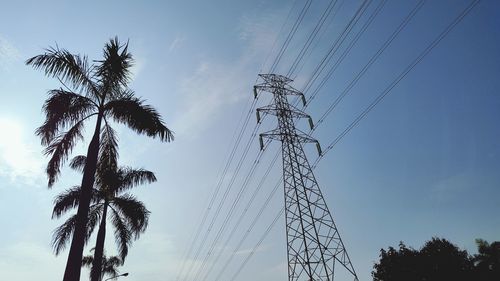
left=63, top=113, right=103, bottom=281
left=91, top=201, right=108, bottom=281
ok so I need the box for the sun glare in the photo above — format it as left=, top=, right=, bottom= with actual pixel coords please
left=0, top=117, right=42, bottom=179
left=0, top=117, right=23, bottom=147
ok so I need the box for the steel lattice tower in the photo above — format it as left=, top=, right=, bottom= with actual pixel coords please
left=254, top=74, right=358, bottom=281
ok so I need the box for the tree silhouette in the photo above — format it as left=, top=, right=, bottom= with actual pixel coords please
left=372, top=242, right=421, bottom=281
left=27, top=38, right=173, bottom=281
left=474, top=239, right=500, bottom=281
left=82, top=252, right=123, bottom=281
left=372, top=238, right=474, bottom=281
left=52, top=156, right=154, bottom=281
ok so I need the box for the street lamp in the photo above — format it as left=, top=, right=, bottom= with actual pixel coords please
left=104, top=273, right=129, bottom=281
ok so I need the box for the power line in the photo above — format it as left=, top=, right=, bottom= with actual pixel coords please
left=289, top=0, right=378, bottom=110
left=300, top=0, right=373, bottom=95
left=286, top=0, right=340, bottom=77
left=200, top=149, right=281, bottom=281
left=313, top=0, right=480, bottom=167
left=291, top=0, right=347, bottom=80
left=229, top=207, right=285, bottom=281
left=313, top=0, right=425, bottom=130
left=259, top=0, right=299, bottom=75
left=181, top=121, right=263, bottom=281
left=305, top=0, right=388, bottom=106
left=191, top=140, right=272, bottom=281
left=175, top=98, right=259, bottom=281
left=270, top=0, right=313, bottom=74
left=212, top=175, right=282, bottom=281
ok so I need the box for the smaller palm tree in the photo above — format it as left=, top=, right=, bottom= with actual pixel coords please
left=474, top=239, right=500, bottom=280
left=52, top=155, right=155, bottom=281
left=82, top=252, right=123, bottom=281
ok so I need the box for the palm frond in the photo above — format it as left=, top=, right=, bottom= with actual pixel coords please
left=52, top=214, right=77, bottom=255
left=105, top=256, right=123, bottom=267
left=52, top=204, right=103, bottom=255
left=35, top=89, right=96, bottom=145
left=112, top=194, right=150, bottom=238
left=26, top=46, right=97, bottom=96
left=69, top=155, right=87, bottom=172
left=97, top=122, right=118, bottom=175
left=105, top=93, right=174, bottom=142
left=44, top=120, right=85, bottom=187
left=103, top=255, right=122, bottom=277
left=82, top=255, right=94, bottom=267
left=52, top=186, right=81, bottom=218
left=117, top=167, right=156, bottom=193
left=83, top=253, right=123, bottom=279
left=110, top=208, right=132, bottom=261
left=95, top=37, right=133, bottom=90
left=96, top=169, right=121, bottom=198
left=87, top=204, right=103, bottom=241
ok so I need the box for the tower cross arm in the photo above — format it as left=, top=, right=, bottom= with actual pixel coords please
left=257, top=105, right=311, bottom=120
left=254, top=84, right=304, bottom=97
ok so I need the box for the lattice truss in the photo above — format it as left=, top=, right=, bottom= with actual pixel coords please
left=255, top=74, right=358, bottom=281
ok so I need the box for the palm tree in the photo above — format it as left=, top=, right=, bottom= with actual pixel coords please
left=474, top=239, right=500, bottom=280
left=27, top=38, right=173, bottom=281
left=82, top=253, right=124, bottom=281
left=52, top=156, right=154, bottom=281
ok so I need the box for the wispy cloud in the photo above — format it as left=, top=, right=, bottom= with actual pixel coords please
left=172, top=60, right=249, bottom=139
left=430, top=170, right=478, bottom=203
left=0, top=241, right=63, bottom=281
left=125, top=231, right=196, bottom=279
left=169, top=35, right=186, bottom=52
left=130, top=55, right=145, bottom=81
left=171, top=11, right=283, bottom=139
left=0, top=35, right=21, bottom=70
left=238, top=13, right=281, bottom=53
left=234, top=244, right=268, bottom=255
left=0, top=118, right=44, bottom=186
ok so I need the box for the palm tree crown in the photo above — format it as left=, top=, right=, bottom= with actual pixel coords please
left=28, top=37, right=173, bottom=187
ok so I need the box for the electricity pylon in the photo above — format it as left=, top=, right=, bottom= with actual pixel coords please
left=254, top=74, right=358, bottom=281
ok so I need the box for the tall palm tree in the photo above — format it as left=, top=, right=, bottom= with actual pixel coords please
left=52, top=156, right=155, bottom=281
left=27, top=38, right=173, bottom=281
left=82, top=253, right=124, bottom=281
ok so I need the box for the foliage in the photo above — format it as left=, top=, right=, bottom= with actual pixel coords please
left=52, top=155, right=155, bottom=280
left=373, top=237, right=500, bottom=281
left=474, top=239, right=500, bottom=281
left=82, top=253, right=123, bottom=281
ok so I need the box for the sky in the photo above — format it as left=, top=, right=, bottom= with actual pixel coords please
left=0, top=0, right=499, bottom=281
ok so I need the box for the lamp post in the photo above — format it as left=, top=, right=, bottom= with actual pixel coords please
left=104, top=273, right=129, bottom=281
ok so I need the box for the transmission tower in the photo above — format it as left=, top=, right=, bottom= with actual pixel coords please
left=254, top=74, right=358, bottom=281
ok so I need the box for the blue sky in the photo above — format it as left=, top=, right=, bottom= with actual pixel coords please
left=0, top=0, right=499, bottom=281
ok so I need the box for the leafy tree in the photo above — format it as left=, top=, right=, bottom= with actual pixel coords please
left=419, top=238, right=473, bottom=281
left=27, top=38, right=173, bottom=281
left=52, top=156, right=154, bottom=281
left=474, top=239, right=500, bottom=281
left=372, top=238, right=474, bottom=281
left=372, top=242, right=421, bottom=281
